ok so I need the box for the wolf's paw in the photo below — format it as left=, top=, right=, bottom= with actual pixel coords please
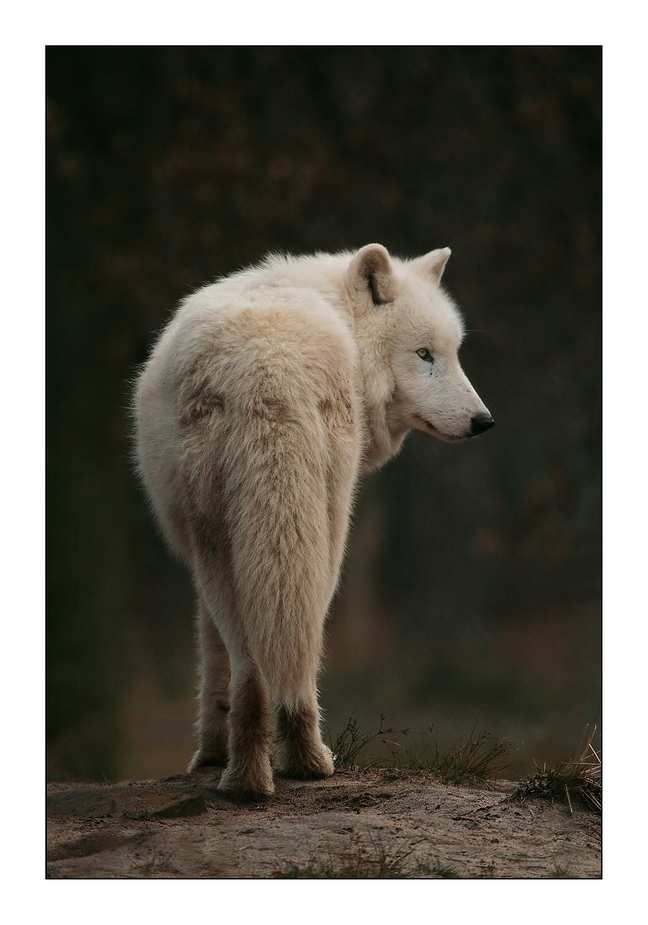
left=309, top=743, right=335, bottom=778
left=217, top=761, right=275, bottom=800
left=276, top=743, right=335, bottom=780
left=188, top=746, right=228, bottom=772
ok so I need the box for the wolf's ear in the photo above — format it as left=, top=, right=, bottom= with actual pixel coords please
left=412, top=247, right=451, bottom=284
left=348, top=243, right=394, bottom=307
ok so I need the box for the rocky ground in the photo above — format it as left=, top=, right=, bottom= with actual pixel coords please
left=47, top=766, right=601, bottom=879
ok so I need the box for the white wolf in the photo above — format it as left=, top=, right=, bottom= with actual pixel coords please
left=133, top=244, right=493, bottom=798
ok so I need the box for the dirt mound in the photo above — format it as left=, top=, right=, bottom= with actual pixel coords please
left=47, top=767, right=600, bottom=879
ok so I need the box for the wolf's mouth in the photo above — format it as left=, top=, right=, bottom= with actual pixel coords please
left=414, top=415, right=467, bottom=443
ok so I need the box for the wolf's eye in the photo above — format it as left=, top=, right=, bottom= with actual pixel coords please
left=416, top=348, right=433, bottom=362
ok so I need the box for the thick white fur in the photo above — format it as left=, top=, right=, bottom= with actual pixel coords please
left=133, top=244, right=491, bottom=797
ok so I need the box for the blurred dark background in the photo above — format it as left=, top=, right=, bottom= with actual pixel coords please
left=46, top=46, right=601, bottom=783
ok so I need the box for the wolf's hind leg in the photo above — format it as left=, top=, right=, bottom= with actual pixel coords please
left=188, top=597, right=231, bottom=771
left=274, top=689, right=334, bottom=780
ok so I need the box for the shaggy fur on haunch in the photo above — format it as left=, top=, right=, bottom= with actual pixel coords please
left=133, top=244, right=493, bottom=798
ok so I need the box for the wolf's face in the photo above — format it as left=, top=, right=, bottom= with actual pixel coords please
left=389, top=251, right=493, bottom=442
left=349, top=244, right=494, bottom=445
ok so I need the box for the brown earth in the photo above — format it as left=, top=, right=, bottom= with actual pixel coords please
left=46, top=767, right=601, bottom=879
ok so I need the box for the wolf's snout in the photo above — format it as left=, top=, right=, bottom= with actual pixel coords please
left=470, top=412, right=495, bottom=435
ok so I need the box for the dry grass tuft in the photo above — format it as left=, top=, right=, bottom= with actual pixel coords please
left=513, top=725, right=601, bottom=814
left=329, top=715, right=510, bottom=786
left=328, top=713, right=400, bottom=770
left=426, top=727, right=511, bottom=786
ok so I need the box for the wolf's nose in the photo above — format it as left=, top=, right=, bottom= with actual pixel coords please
left=470, top=412, right=495, bottom=435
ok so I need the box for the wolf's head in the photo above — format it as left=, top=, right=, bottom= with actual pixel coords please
left=347, top=243, right=493, bottom=468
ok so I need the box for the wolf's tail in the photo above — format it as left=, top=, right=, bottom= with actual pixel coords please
left=226, top=400, right=335, bottom=704
left=181, top=391, right=355, bottom=706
